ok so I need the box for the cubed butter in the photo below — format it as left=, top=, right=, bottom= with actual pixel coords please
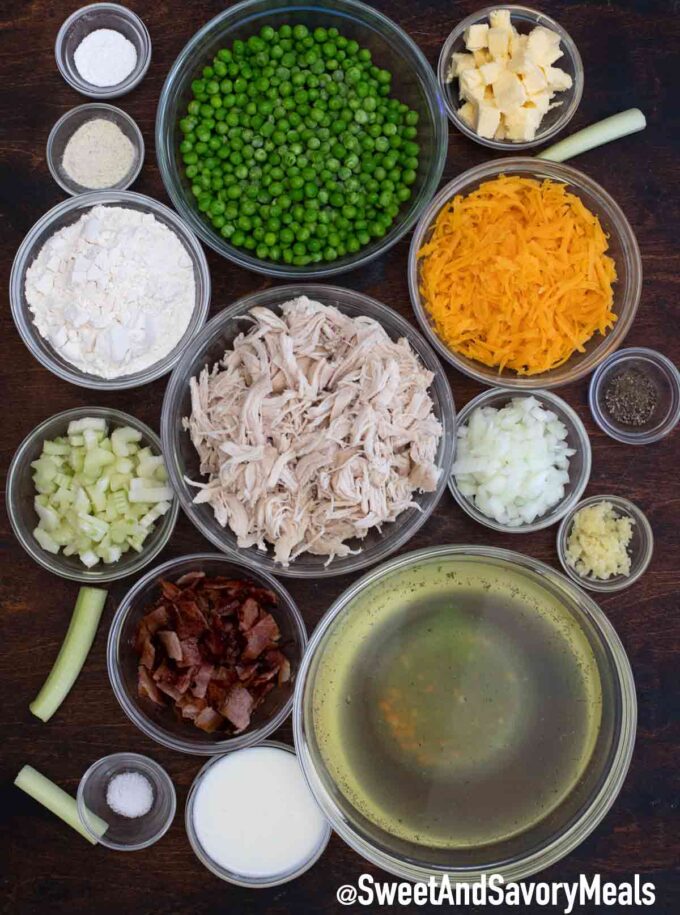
left=526, top=26, right=563, bottom=66
left=459, top=66, right=485, bottom=102
left=520, top=60, right=548, bottom=94
left=544, top=66, right=573, bottom=91
left=487, top=26, right=511, bottom=60
left=473, top=48, right=492, bottom=66
left=446, top=52, right=476, bottom=81
left=504, top=106, right=542, bottom=141
left=457, top=101, right=477, bottom=128
left=492, top=70, right=527, bottom=114
left=475, top=103, right=501, bottom=139
left=489, top=9, right=512, bottom=30
left=464, top=23, right=489, bottom=50
left=479, top=60, right=504, bottom=85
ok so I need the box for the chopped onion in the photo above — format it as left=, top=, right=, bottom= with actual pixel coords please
left=453, top=396, right=574, bottom=527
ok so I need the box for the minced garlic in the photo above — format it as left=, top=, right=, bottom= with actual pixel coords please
left=565, top=501, right=634, bottom=580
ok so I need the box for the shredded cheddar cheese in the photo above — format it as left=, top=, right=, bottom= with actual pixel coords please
left=418, top=175, right=618, bottom=376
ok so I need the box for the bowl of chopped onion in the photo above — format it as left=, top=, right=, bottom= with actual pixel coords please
left=449, top=387, right=591, bottom=533
left=6, top=406, right=179, bottom=582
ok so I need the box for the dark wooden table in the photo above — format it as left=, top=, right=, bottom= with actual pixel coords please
left=1, top=1, right=678, bottom=912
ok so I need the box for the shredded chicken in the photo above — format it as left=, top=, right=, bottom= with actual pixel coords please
left=184, top=296, right=442, bottom=565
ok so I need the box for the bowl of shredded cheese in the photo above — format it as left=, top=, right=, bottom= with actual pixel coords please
left=557, top=495, right=653, bottom=592
left=408, top=158, right=642, bottom=390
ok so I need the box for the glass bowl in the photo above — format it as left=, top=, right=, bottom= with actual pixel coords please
left=161, top=284, right=456, bottom=579
left=557, top=495, right=654, bottom=593
left=448, top=387, right=591, bottom=533
left=55, top=3, right=152, bottom=99
left=438, top=5, right=583, bottom=150
left=107, top=554, right=307, bottom=755
left=77, top=752, right=176, bottom=850
left=293, top=544, right=637, bottom=883
left=409, top=158, right=642, bottom=390
left=155, top=0, right=448, bottom=278
left=46, top=103, right=144, bottom=195
left=589, top=348, right=680, bottom=445
left=9, top=189, right=210, bottom=391
left=185, top=741, right=331, bottom=887
left=6, top=406, right=179, bottom=583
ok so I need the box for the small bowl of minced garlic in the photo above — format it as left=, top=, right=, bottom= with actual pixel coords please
left=47, top=103, right=144, bottom=196
left=438, top=6, right=583, bottom=149
left=557, top=495, right=654, bottom=593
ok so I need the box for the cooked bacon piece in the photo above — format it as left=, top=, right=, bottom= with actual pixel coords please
left=138, top=666, right=163, bottom=705
left=194, top=707, right=224, bottom=733
left=238, top=597, right=260, bottom=631
left=134, top=572, right=290, bottom=736
left=242, top=613, right=280, bottom=660
left=220, top=685, right=255, bottom=732
left=158, top=630, right=182, bottom=662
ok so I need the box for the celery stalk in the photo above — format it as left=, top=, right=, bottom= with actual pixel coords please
left=15, top=766, right=108, bottom=843
left=29, top=587, right=107, bottom=723
left=538, top=109, right=646, bottom=163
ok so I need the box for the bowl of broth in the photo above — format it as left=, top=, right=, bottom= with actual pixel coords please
left=293, top=545, right=636, bottom=882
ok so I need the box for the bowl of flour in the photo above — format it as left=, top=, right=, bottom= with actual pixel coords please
left=10, top=190, right=211, bottom=390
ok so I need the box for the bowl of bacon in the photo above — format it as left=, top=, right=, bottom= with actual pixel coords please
left=107, top=553, right=307, bottom=755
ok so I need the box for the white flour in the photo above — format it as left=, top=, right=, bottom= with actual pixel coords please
left=25, top=205, right=196, bottom=379
left=74, top=29, right=137, bottom=88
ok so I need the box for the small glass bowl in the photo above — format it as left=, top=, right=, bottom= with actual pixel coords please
left=6, top=406, right=179, bottom=583
left=589, top=348, right=680, bottom=445
left=185, top=741, right=331, bottom=887
left=55, top=3, right=152, bottom=99
left=77, top=752, right=176, bottom=850
left=9, top=189, right=210, bottom=391
left=438, top=5, right=583, bottom=150
left=409, top=158, right=642, bottom=390
left=47, top=103, right=144, bottom=195
left=107, top=554, right=307, bottom=755
left=161, top=284, right=455, bottom=579
left=557, top=495, right=654, bottom=593
left=449, top=387, right=591, bottom=533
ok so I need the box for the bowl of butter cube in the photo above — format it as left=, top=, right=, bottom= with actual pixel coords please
left=438, top=6, right=583, bottom=149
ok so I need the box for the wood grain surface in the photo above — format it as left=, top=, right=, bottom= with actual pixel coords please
left=1, top=1, right=678, bottom=912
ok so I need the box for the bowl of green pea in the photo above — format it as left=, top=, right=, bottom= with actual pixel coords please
left=156, top=0, right=448, bottom=277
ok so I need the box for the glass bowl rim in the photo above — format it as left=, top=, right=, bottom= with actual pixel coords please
left=184, top=739, right=332, bottom=886
left=154, top=0, right=448, bottom=278
left=5, top=405, right=179, bottom=583
left=556, top=493, right=654, bottom=593
left=76, top=751, right=177, bottom=850
left=292, top=543, right=637, bottom=883
left=437, top=4, right=584, bottom=151
left=55, top=2, right=152, bottom=100
left=588, top=347, right=680, bottom=445
left=447, top=386, right=592, bottom=533
left=46, top=102, right=145, bottom=196
left=106, top=552, right=308, bottom=754
left=9, top=188, right=211, bottom=391
left=160, top=282, right=456, bottom=578
left=408, top=157, right=643, bottom=390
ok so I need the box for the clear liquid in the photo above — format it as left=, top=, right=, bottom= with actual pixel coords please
left=312, top=559, right=602, bottom=849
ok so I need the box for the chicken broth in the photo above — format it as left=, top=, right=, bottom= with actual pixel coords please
left=312, top=558, right=602, bottom=849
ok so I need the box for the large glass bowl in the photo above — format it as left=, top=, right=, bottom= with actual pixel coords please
left=293, top=545, right=637, bottom=883
left=6, top=406, right=179, bottom=584
left=409, top=158, right=642, bottom=389
left=155, top=0, right=448, bottom=278
left=9, top=190, right=211, bottom=391
left=161, top=284, right=456, bottom=579
left=107, top=554, right=307, bottom=755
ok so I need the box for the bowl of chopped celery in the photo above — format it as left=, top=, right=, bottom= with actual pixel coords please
left=6, top=406, right=179, bottom=583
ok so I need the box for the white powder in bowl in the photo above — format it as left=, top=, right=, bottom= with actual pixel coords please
left=107, top=771, right=154, bottom=818
left=62, top=118, right=136, bottom=189
left=25, top=205, right=196, bottom=379
left=74, top=28, right=138, bottom=88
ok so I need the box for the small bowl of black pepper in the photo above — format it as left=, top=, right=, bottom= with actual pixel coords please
left=589, top=347, right=680, bottom=445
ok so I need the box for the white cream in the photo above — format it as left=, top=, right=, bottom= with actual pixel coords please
left=191, top=746, right=328, bottom=880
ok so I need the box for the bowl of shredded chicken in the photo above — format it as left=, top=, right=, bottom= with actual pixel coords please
left=161, top=287, right=455, bottom=578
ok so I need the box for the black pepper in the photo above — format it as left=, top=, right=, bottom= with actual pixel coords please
left=603, top=367, right=658, bottom=426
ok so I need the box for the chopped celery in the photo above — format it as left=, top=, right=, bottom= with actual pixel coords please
left=14, top=765, right=108, bottom=844
left=31, top=419, right=173, bottom=568
left=30, top=586, right=107, bottom=722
